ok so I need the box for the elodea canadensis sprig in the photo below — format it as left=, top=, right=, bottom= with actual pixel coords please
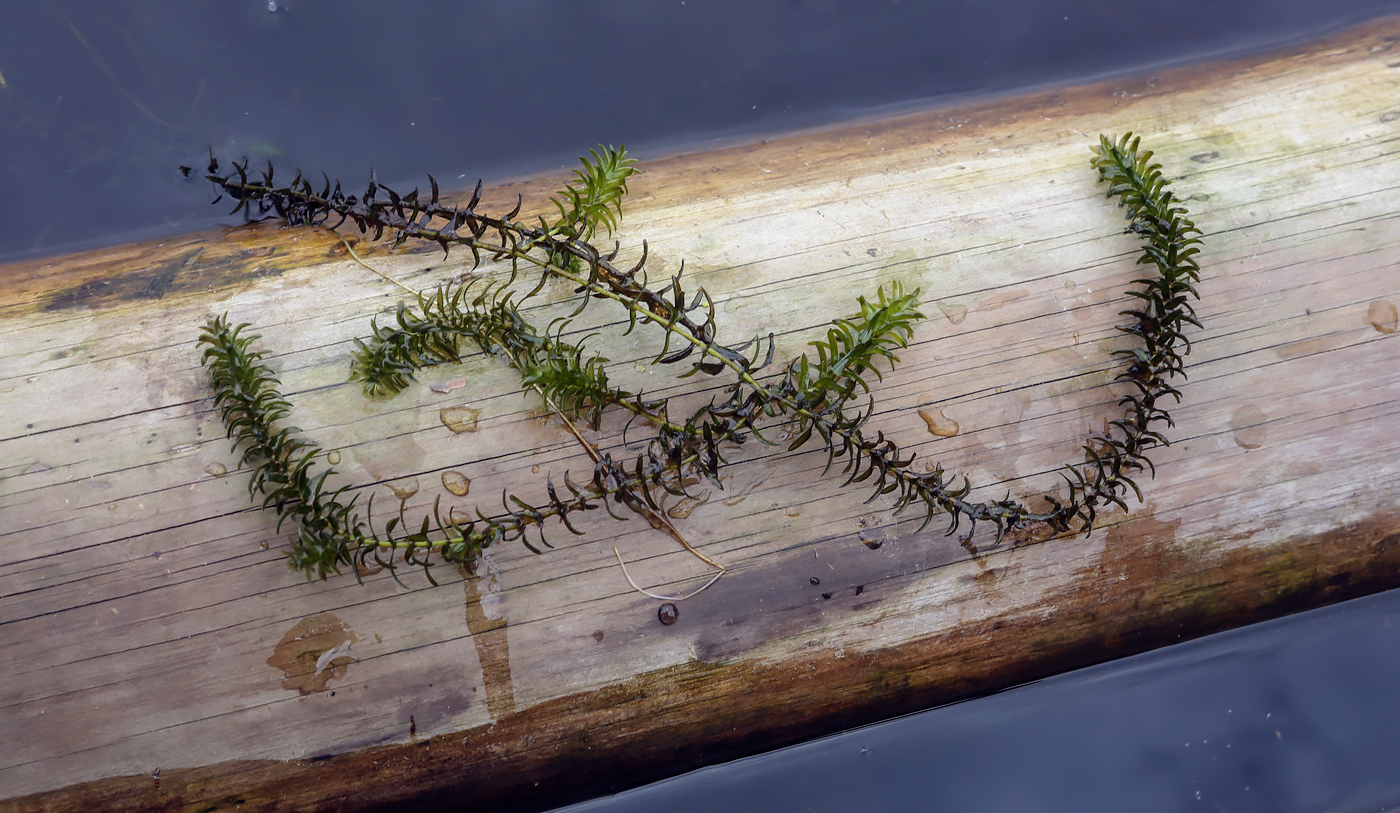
left=194, top=133, right=1201, bottom=585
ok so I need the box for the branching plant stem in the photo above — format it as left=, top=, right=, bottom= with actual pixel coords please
left=195, top=133, right=1201, bottom=587
left=344, top=233, right=726, bottom=597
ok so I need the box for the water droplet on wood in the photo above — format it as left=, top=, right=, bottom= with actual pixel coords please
left=657, top=603, right=679, bottom=625
left=1367, top=299, right=1398, bottom=334
left=442, top=470, right=471, bottom=496
left=667, top=494, right=709, bottom=519
left=1006, top=519, right=1057, bottom=546
left=204, top=462, right=228, bottom=477
left=937, top=301, right=968, bottom=325
left=431, top=377, right=467, bottom=393
left=1084, top=436, right=1115, bottom=461
left=1230, top=405, right=1269, bottom=450
left=440, top=406, right=481, bottom=433
left=919, top=408, right=960, bottom=437
left=388, top=479, right=420, bottom=501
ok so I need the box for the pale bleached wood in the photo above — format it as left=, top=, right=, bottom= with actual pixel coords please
left=4, top=17, right=1400, bottom=812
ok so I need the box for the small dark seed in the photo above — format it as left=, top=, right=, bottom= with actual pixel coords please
left=658, top=603, right=679, bottom=625
left=862, top=538, right=883, bottom=550
left=855, top=585, right=865, bottom=595
left=821, top=592, right=832, bottom=600
left=809, top=577, right=820, bottom=585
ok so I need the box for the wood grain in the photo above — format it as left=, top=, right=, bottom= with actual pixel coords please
left=4, top=16, right=1400, bottom=812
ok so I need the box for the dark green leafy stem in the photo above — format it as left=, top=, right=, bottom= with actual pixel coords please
left=202, top=311, right=695, bottom=583
left=550, top=145, right=636, bottom=241
left=198, top=317, right=366, bottom=580
left=196, top=133, right=1200, bottom=582
left=1055, top=133, right=1203, bottom=529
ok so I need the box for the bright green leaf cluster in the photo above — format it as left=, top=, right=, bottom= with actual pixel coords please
left=550, top=144, right=637, bottom=241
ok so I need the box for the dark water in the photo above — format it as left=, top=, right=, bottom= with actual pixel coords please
left=4, top=0, right=1400, bottom=262
left=558, top=589, right=1400, bottom=813
left=7, top=2, right=1400, bottom=810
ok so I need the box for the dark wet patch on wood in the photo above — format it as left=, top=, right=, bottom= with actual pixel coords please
left=43, top=260, right=186, bottom=310
left=40, top=237, right=299, bottom=312
left=4, top=193, right=529, bottom=316
left=1, top=221, right=351, bottom=315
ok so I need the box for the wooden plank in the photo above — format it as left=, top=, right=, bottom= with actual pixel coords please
left=4, top=16, right=1400, bottom=812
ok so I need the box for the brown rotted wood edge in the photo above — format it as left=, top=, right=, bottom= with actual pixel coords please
left=13, top=513, right=1400, bottom=813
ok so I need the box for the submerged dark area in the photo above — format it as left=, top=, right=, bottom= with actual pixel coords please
left=3, top=0, right=1400, bottom=262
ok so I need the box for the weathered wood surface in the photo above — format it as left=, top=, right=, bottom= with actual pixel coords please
left=4, top=17, right=1400, bottom=812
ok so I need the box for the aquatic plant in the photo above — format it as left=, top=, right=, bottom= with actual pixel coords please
left=195, top=133, right=1201, bottom=585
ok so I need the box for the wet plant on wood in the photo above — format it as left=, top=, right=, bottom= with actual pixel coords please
left=195, top=133, right=1202, bottom=584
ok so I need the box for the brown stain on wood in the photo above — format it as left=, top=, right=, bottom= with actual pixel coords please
left=265, top=613, right=360, bottom=697
left=462, top=566, right=515, bottom=720
left=1088, top=509, right=1192, bottom=653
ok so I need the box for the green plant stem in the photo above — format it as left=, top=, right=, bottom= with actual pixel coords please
left=198, top=132, right=1201, bottom=582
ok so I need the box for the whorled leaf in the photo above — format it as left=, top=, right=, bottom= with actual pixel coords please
left=196, top=133, right=1202, bottom=581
